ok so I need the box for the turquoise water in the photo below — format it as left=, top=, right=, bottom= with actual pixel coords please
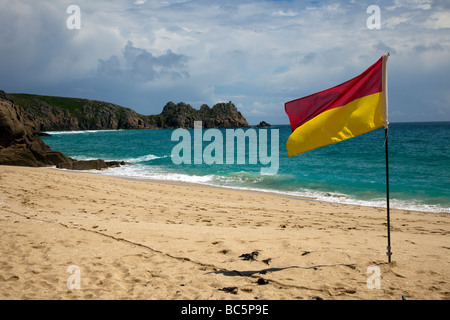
left=42, top=122, right=450, bottom=213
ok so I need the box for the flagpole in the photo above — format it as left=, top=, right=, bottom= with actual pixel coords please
left=385, top=127, right=392, bottom=262
left=382, top=53, right=392, bottom=262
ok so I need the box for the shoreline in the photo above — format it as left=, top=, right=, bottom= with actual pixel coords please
left=1, top=165, right=449, bottom=300
left=46, top=165, right=449, bottom=215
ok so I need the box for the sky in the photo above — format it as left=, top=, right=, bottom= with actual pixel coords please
left=0, top=0, right=449, bottom=125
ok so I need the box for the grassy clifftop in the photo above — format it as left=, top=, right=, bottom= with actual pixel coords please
left=4, top=92, right=248, bottom=131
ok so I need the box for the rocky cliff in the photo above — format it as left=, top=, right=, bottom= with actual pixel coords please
left=0, top=92, right=70, bottom=167
left=0, top=91, right=126, bottom=169
left=0, top=90, right=249, bottom=169
left=156, top=101, right=249, bottom=128
left=5, top=93, right=154, bottom=131
left=4, top=93, right=248, bottom=131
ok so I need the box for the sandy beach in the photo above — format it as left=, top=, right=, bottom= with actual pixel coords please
left=0, top=165, right=448, bottom=300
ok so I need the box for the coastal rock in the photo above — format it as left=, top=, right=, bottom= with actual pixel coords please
left=57, top=159, right=126, bottom=170
left=0, top=91, right=128, bottom=170
left=0, top=93, right=72, bottom=167
left=158, top=101, right=249, bottom=128
left=4, top=92, right=249, bottom=131
left=5, top=93, right=155, bottom=131
left=256, top=121, right=271, bottom=127
left=1, top=89, right=248, bottom=169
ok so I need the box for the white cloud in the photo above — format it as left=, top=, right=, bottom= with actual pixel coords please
left=386, top=0, right=432, bottom=11
left=384, top=15, right=409, bottom=28
left=97, top=41, right=189, bottom=81
left=424, top=11, right=450, bottom=29
left=273, top=9, right=297, bottom=17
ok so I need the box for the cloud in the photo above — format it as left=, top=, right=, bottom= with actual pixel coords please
left=97, top=41, right=189, bottom=82
left=424, top=11, right=450, bottom=29
left=0, top=0, right=449, bottom=124
left=133, top=0, right=148, bottom=5
left=97, top=56, right=122, bottom=77
left=413, top=43, right=444, bottom=54
left=387, top=0, right=432, bottom=11
left=432, top=0, right=450, bottom=10
left=273, top=9, right=298, bottom=17
left=374, top=41, right=397, bottom=55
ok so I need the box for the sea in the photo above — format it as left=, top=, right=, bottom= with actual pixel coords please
left=41, top=122, right=450, bottom=213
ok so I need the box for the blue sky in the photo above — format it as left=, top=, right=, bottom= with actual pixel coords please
left=0, top=0, right=449, bottom=125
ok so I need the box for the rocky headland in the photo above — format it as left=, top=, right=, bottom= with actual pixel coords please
left=0, top=91, right=126, bottom=170
left=4, top=93, right=248, bottom=131
left=0, top=90, right=249, bottom=169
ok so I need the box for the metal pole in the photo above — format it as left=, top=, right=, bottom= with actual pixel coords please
left=385, top=127, right=392, bottom=262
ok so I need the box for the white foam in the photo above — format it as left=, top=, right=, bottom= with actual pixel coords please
left=124, top=154, right=167, bottom=163
left=66, top=153, right=166, bottom=163
left=98, top=165, right=450, bottom=214
left=68, top=155, right=100, bottom=161
left=42, top=129, right=122, bottom=135
left=100, top=164, right=214, bottom=184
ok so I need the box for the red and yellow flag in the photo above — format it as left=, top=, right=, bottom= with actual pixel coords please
left=285, top=54, right=389, bottom=157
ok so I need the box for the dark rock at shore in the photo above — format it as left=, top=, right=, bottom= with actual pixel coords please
left=0, top=92, right=71, bottom=167
left=57, top=159, right=127, bottom=170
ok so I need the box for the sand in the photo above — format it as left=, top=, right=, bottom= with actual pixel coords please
left=0, top=165, right=448, bottom=300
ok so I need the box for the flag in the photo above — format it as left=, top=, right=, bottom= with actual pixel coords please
left=285, top=54, right=389, bottom=157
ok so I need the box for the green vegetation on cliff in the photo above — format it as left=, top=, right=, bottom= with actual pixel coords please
left=5, top=92, right=249, bottom=131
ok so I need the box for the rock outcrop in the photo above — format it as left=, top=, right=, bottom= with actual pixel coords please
left=256, top=121, right=271, bottom=127
left=56, top=159, right=127, bottom=170
left=0, top=91, right=126, bottom=170
left=0, top=92, right=71, bottom=167
left=5, top=93, right=154, bottom=131
left=156, top=101, right=249, bottom=128
left=4, top=93, right=249, bottom=131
